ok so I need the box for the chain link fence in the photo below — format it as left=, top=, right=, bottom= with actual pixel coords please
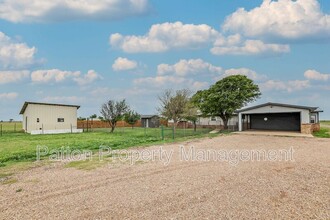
left=85, top=125, right=213, bottom=140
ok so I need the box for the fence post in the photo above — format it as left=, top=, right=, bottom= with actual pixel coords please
left=161, top=125, right=164, bottom=140
left=87, top=119, right=89, bottom=132
left=184, top=122, right=186, bottom=137
left=172, top=126, right=175, bottom=140
left=0, top=124, right=2, bottom=136
left=14, top=123, right=16, bottom=132
left=71, top=124, right=72, bottom=133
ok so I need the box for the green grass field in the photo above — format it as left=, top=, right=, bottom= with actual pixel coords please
left=0, top=127, right=214, bottom=170
left=313, top=121, right=330, bottom=138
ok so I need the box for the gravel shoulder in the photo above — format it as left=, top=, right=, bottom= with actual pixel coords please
left=0, top=134, right=329, bottom=219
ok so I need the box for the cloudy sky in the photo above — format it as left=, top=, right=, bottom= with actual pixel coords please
left=0, top=0, right=330, bottom=120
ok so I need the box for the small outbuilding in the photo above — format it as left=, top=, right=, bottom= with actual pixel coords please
left=19, top=102, right=82, bottom=134
left=141, top=115, right=160, bottom=128
left=236, top=102, right=322, bottom=134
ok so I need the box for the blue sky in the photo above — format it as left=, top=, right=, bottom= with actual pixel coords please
left=0, top=0, right=330, bottom=120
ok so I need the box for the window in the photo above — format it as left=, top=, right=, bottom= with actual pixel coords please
left=210, top=116, right=216, bottom=121
left=37, top=118, right=39, bottom=123
left=57, top=118, right=64, bottom=122
left=310, top=115, right=316, bottom=124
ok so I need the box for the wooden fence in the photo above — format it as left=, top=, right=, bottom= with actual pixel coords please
left=77, top=120, right=141, bottom=129
left=78, top=119, right=168, bottom=129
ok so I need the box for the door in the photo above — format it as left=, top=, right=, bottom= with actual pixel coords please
left=25, top=116, right=28, bottom=132
left=250, top=113, right=300, bottom=131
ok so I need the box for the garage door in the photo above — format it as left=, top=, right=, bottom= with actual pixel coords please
left=250, top=113, right=300, bottom=131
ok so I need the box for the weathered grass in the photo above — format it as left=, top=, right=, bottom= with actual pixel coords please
left=0, top=127, right=214, bottom=171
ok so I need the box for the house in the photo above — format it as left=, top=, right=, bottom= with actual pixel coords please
left=196, top=115, right=238, bottom=130
left=168, top=115, right=238, bottom=130
left=19, top=102, right=82, bottom=134
left=236, top=102, right=322, bottom=134
left=141, top=115, right=160, bottom=128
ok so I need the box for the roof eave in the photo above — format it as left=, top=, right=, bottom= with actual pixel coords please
left=19, top=102, right=80, bottom=114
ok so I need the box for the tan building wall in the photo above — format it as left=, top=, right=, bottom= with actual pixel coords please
left=22, top=104, right=78, bottom=133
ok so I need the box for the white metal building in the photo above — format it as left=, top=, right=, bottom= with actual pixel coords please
left=19, top=102, right=82, bottom=134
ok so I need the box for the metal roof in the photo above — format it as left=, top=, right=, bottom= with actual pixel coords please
left=19, top=101, right=80, bottom=114
left=140, top=115, right=159, bottom=119
left=236, top=102, right=322, bottom=113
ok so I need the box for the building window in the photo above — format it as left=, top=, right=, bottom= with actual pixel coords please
left=210, top=116, right=216, bottom=121
left=37, top=118, right=39, bottom=123
left=310, top=115, right=316, bottom=124
left=57, top=118, right=64, bottom=122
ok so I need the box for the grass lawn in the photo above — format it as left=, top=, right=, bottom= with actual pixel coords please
left=313, top=121, right=330, bottom=138
left=0, top=127, right=215, bottom=172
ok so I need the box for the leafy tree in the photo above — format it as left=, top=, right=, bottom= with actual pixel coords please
left=183, top=101, right=199, bottom=131
left=124, top=110, right=140, bottom=129
left=78, top=116, right=86, bottom=121
left=192, top=75, right=261, bottom=130
left=98, top=116, right=104, bottom=121
left=158, top=89, right=191, bottom=132
left=100, top=99, right=129, bottom=133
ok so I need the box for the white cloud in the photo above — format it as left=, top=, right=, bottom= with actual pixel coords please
left=222, top=0, right=330, bottom=41
left=304, top=69, right=330, bottom=81
left=31, top=69, right=80, bottom=83
left=222, top=68, right=267, bottom=81
left=0, top=0, right=150, bottom=23
left=110, top=21, right=292, bottom=56
left=0, top=92, right=18, bottom=100
left=157, top=59, right=222, bottom=76
left=31, top=69, right=101, bottom=85
left=0, top=32, right=37, bottom=69
left=0, top=70, right=29, bottom=84
left=211, top=39, right=290, bottom=55
left=260, top=79, right=310, bottom=92
left=110, top=21, right=219, bottom=53
left=73, top=70, right=102, bottom=86
left=112, top=57, right=137, bottom=71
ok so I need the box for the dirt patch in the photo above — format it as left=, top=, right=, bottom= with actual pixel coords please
left=0, top=134, right=329, bottom=219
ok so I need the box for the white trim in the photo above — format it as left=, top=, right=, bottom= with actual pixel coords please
left=31, top=129, right=83, bottom=135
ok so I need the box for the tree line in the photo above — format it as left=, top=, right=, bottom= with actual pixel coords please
left=84, top=75, right=261, bottom=133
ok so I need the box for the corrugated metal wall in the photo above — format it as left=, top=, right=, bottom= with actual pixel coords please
left=23, top=104, right=77, bottom=133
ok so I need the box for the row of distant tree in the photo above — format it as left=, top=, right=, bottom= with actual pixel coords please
left=0, top=119, right=15, bottom=123
left=79, top=75, right=261, bottom=133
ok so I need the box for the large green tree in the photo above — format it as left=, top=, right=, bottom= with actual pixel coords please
left=192, top=75, right=261, bottom=130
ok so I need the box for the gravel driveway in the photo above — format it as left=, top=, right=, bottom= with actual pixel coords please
left=0, top=134, right=329, bottom=219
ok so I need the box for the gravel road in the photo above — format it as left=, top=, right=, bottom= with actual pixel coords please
left=0, top=134, right=329, bottom=219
